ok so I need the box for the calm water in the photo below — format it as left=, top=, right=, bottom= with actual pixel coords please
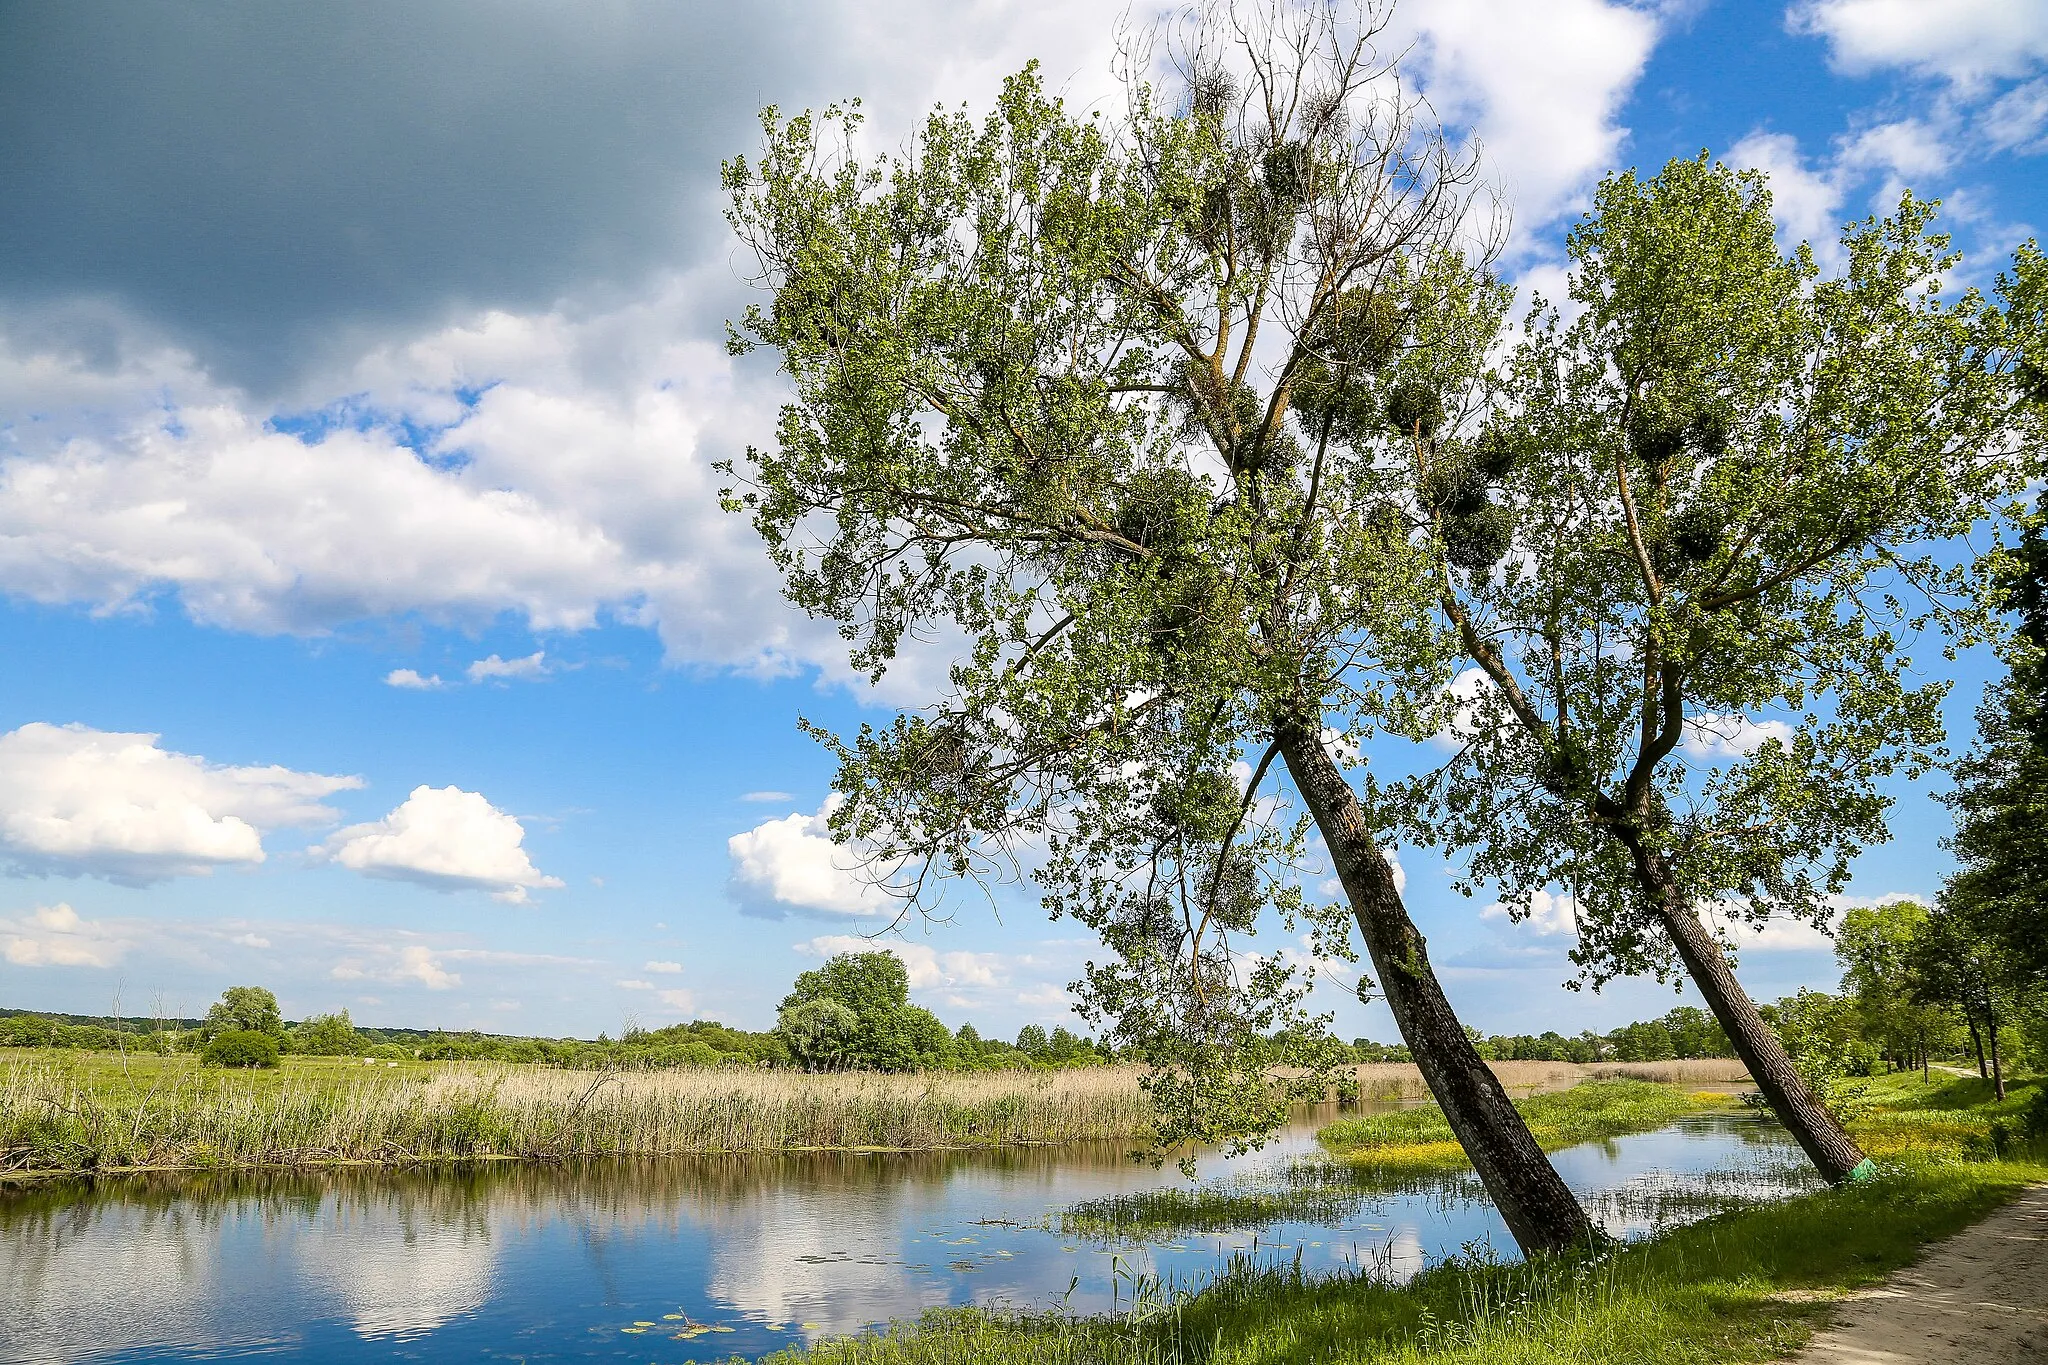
left=1, top=1111, right=1815, bottom=1364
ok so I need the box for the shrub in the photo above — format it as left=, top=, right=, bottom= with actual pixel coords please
left=202, top=1029, right=281, bottom=1068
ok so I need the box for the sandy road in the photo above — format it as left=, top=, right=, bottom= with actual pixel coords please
left=1788, top=1184, right=2048, bottom=1364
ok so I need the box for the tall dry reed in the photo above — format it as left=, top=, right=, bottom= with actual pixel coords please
left=1342, top=1057, right=1749, bottom=1101
left=0, top=1062, right=1155, bottom=1176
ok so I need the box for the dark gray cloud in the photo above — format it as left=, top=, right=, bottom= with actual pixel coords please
left=0, top=1, right=830, bottom=394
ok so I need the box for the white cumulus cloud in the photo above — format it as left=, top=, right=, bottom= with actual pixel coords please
left=384, top=668, right=445, bottom=689
left=1482, top=887, right=1580, bottom=938
left=727, top=796, right=893, bottom=918
left=317, top=785, right=563, bottom=903
left=1, top=903, right=131, bottom=968
left=1400, top=0, right=1663, bottom=236
left=1682, top=713, right=1796, bottom=760
left=795, top=934, right=1006, bottom=991
left=0, top=722, right=359, bottom=884
left=1791, top=0, right=2048, bottom=88
left=466, top=651, right=547, bottom=683
left=643, top=960, right=682, bottom=974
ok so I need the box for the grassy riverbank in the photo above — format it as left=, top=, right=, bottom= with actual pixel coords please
left=1316, top=1079, right=1728, bottom=1178
left=0, top=1055, right=1155, bottom=1176
left=760, top=1074, right=2048, bottom=1365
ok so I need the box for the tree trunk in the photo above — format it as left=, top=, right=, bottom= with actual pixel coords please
left=1277, top=722, right=1600, bottom=1255
left=1969, top=1018, right=1988, bottom=1078
left=1988, top=1016, right=2005, bottom=1101
left=1616, top=832, right=1869, bottom=1184
left=1920, top=1032, right=1929, bottom=1083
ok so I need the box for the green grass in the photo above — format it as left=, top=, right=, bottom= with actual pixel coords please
left=1054, top=1166, right=1382, bottom=1242
left=1839, top=1072, right=2045, bottom=1162
left=1315, top=1080, right=1727, bottom=1178
left=746, top=1076, right=2048, bottom=1365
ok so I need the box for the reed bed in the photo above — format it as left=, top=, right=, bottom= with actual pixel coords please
left=1341, top=1057, right=1748, bottom=1102
left=0, top=1060, right=1155, bottom=1176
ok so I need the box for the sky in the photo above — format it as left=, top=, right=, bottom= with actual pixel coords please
left=1, top=0, right=2044, bottom=1043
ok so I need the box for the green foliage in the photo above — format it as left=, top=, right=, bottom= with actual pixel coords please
left=1404, top=155, right=2037, bottom=991
left=1836, top=900, right=1957, bottom=1070
left=721, top=0, right=1502, bottom=1163
left=201, top=1029, right=281, bottom=1069
left=777, top=998, right=863, bottom=1071
left=1759, top=990, right=1867, bottom=1104
left=1944, top=464, right=2048, bottom=987
left=777, top=951, right=938, bottom=1071
left=204, top=986, right=285, bottom=1041
left=1906, top=894, right=2033, bottom=1087
left=290, top=1009, right=364, bottom=1057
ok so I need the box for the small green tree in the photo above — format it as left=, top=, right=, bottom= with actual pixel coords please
left=203, top=986, right=285, bottom=1042
left=775, top=999, right=860, bottom=1070
left=291, top=1009, right=365, bottom=1057
left=1910, top=891, right=2027, bottom=1098
left=773, top=950, right=960, bottom=1070
left=1837, top=899, right=1953, bottom=1077
left=1406, top=156, right=2039, bottom=1182
left=723, top=0, right=1597, bottom=1252
left=202, top=1029, right=281, bottom=1069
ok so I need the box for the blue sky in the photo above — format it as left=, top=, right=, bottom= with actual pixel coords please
left=1, top=0, right=2043, bottom=1042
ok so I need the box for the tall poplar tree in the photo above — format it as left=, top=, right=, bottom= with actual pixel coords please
left=1945, top=480, right=2048, bottom=982
left=1403, top=159, right=2040, bottom=1181
left=723, top=2, right=1600, bottom=1252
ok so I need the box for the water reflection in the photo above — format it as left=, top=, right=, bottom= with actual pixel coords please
left=0, top=1111, right=1816, bottom=1363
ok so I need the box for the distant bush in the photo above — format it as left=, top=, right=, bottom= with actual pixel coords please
left=363, top=1043, right=411, bottom=1061
left=202, top=1029, right=281, bottom=1068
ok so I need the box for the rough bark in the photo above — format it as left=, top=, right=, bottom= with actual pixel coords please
left=1989, top=1018, right=2006, bottom=1100
left=1969, top=1018, right=1988, bottom=1078
left=1276, top=721, right=1601, bottom=1255
left=1616, top=830, right=1868, bottom=1183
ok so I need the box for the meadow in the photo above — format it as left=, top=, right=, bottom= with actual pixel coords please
left=0, top=1052, right=1741, bottom=1178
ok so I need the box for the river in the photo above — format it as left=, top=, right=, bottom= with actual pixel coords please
left=0, top=1108, right=1816, bottom=1363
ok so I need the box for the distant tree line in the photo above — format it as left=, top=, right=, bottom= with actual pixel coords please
left=0, top=951, right=1115, bottom=1073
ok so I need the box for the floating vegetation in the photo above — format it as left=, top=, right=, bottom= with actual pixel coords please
left=1054, top=1164, right=1379, bottom=1242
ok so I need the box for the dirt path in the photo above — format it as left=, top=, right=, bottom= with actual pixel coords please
left=1788, top=1184, right=2048, bottom=1364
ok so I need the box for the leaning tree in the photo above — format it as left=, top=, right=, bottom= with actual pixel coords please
left=722, top=2, right=1600, bottom=1252
left=1393, top=158, right=2042, bottom=1181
